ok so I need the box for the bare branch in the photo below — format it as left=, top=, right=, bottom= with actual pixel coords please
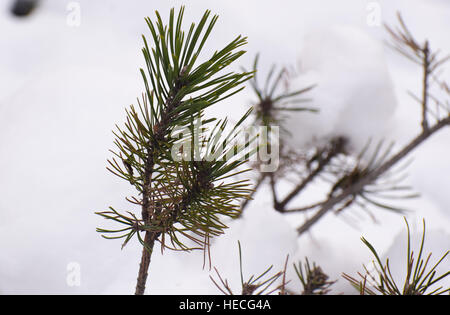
left=297, top=116, right=450, bottom=235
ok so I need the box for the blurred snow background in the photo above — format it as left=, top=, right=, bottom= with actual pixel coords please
left=0, top=0, right=448, bottom=294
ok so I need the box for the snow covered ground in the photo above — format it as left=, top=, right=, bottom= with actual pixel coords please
left=0, top=0, right=448, bottom=294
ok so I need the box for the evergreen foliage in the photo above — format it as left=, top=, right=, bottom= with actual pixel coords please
left=95, top=7, right=254, bottom=294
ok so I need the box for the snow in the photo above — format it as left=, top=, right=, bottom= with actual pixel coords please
left=0, top=0, right=449, bottom=294
left=381, top=224, right=450, bottom=292
left=284, top=25, right=398, bottom=153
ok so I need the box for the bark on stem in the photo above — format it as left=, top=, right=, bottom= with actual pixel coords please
left=275, top=137, right=346, bottom=212
left=135, top=232, right=158, bottom=295
left=297, top=116, right=450, bottom=235
left=134, top=79, right=183, bottom=295
left=421, top=41, right=430, bottom=131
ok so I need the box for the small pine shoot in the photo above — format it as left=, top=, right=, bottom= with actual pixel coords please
left=95, top=7, right=255, bottom=295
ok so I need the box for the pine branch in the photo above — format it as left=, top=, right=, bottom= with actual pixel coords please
left=239, top=55, right=317, bottom=216
left=297, top=115, right=450, bottom=235
left=239, top=13, right=450, bottom=236
left=96, top=7, right=254, bottom=295
left=294, top=258, right=335, bottom=295
left=344, top=218, right=450, bottom=295
left=210, top=241, right=287, bottom=295
left=244, top=13, right=450, bottom=235
left=274, top=137, right=346, bottom=212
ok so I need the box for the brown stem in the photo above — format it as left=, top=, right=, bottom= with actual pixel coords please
left=269, top=173, right=279, bottom=207
left=421, top=41, right=430, bottom=131
left=134, top=75, right=185, bottom=295
left=297, top=116, right=450, bottom=235
left=135, top=232, right=158, bottom=295
left=275, top=137, right=346, bottom=212
left=134, top=159, right=208, bottom=295
left=283, top=201, right=325, bottom=213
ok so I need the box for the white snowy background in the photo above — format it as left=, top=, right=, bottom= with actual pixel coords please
left=0, top=0, right=449, bottom=294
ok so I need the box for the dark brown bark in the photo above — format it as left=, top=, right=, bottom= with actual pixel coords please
left=135, top=231, right=158, bottom=295
left=297, top=116, right=450, bottom=235
left=275, top=137, right=346, bottom=212
left=421, top=41, right=430, bottom=131
left=134, top=76, right=185, bottom=295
